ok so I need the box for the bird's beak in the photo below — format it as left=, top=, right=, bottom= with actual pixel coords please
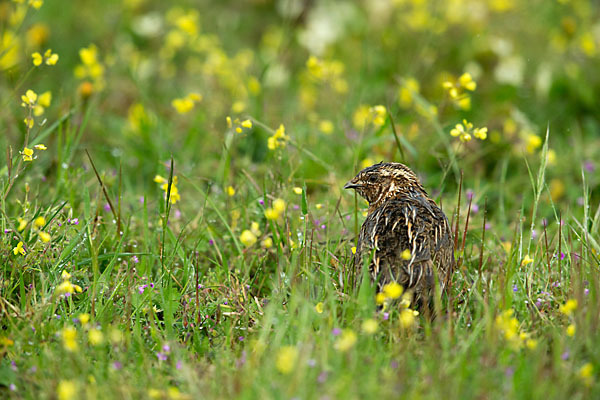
left=343, top=181, right=361, bottom=190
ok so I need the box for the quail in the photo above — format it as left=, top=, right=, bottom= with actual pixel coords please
left=344, top=162, right=454, bottom=311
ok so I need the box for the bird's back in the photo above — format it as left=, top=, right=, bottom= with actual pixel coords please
left=355, top=192, right=454, bottom=309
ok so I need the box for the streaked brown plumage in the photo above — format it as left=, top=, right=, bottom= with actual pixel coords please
left=344, top=162, right=454, bottom=311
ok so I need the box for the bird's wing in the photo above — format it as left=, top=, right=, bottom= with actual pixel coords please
left=357, top=195, right=451, bottom=291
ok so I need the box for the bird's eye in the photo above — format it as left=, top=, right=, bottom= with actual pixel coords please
left=367, top=175, right=377, bottom=183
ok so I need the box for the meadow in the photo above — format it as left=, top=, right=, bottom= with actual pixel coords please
left=1, top=0, right=600, bottom=398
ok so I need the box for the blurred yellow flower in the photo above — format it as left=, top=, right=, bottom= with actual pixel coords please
left=261, top=237, right=273, bottom=248
left=78, top=313, right=90, bottom=326
left=240, top=230, right=257, bottom=247
left=525, top=133, right=542, bottom=154
left=22, top=147, right=34, bottom=162
left=362, top=318, right=378, bottom=334
left=315, top=302, right=324, bottom=314
left=267, top=124, right=288, bottom=150
left=293, top=187, right=303, bottom=195
left=39, top=231, right=51, bottom=243
left=226, top=186, right=235, bottom=197
left=399, top=78, right=420, bottom=109
left=401, top=249, right=411, bottom=260
left=34, top=216, right=46, bottom=228
left=559, top=299, right=577, bottom=316
left=318, top=119, right=334, bottom=134
left=399, top=309, right=419, bottom=329
left=566, top=323, right=576, bottom=337
left=88, top=328, right=104, bottom=346
left=382, top=282, right=403, bottom=299
left=578, top=362, right=594, bottom=387
left=17, top=217, right=27, bottom=231
left=57, top=380, right=77, bottom=400
left=351, top=246, right=357, bottom=255
left=275, top=346, right=298, bottom=374
left=62, top=326, right=78, bottom=351
left=334, top=329, right=357, bottom=352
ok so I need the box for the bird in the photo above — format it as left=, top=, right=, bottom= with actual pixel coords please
left=344, top=162, right=454, bottom=313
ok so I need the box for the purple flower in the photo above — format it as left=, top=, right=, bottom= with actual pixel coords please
left=584, top=288, right=590, bottom=296
left=560, top=252, right=566, bottom=260
left=132, top=255, right=139, bottom=264
left=513, top=284, right=518, bottom=292
left=138, top=284, right=148, bottom=294
left=9, top=383, right=16, bottom=391
left=112, top=361, right=122, bottom=370
left=584, top=161, right=595, bottom=173
left=258, top=199, right=265, bottom=206
left=176, top=360, right=183, bottom=370
left=317, top=371, right=328, bottom=383
left=331, top=328, right=341, bottom=336
left=10, top=361, right=17, bottom=371
left=71, top=218, right=79, bottom=225
left=208, top=239, right=214, bottom=246
left=4, top=229, right=10, bottom=234
left=471, top=204, right=479, bottom=214
left=139, top=196, right=145, bottom=204
left=561, top=351, right=570, bottom=360
left=485, top=222, right=492, bottom=230
left=466, top=189, right=474, bottom=201
left=198, top=284, right=204, bottom=289
left=531, top=229, right=537, bottom=240
left=104, top=203, right=111, bottom=212
left=535, top=299, right=542, bottom=308
left=238, top=336, right=244, bottom=341
left=307, top=359, right=316, bottom=367
left=390, top=360, right=399, bottom=369
left=505, top=367, right=514, bottom=377
left=29, top=366, right=37, bottom=373
left=162, top=344, right=170, bottom=353
left=156, top=352, right=168, bottom=361
left=383, top=312, right=389, bottom=321
left=320, top=224, right=326, bottom=230
left=293, top=204, right=300, bottom=210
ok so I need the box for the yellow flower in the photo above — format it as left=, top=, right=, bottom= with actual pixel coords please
left=566, top=324, right=576, bottom=337
left=62, top=327, right=78, bottom=352
left=578, top=362, right=594, bottom=387
left=240, top=230, right=257, bottom=247
left=525, top=133, right=542, bottom=154
left=315, top=302, right=324, bottom=314
left=399, top=309, right=419, bottom=329
left=34, top=216, right=46, bottom=228
left=171, top=97, right=194, bottom=114
left=371, top=105, right=387, bottom=127
left=559, top=299, right=578, bottom=316
left=250, top=222, right=261, bottom=236
left=293, top=187, right=303, bottom=195
left=351, top=246, right=357, bottom=255
left=458, top=72, right=477, bottom=91
left=57, top=380, right=77, bottom=400
left=400, top=249, right=411, bottom=260
left=61, top=270, right=71, bottom=280
left=375, top=292, right=386, bottom=305
left=267, top=124, right=288, bottom=150
left=473, top=127, right=488, bottom=140
left=21, top=89, right=38, bottom=106
left=382, top=282, right=403, bottom=299
left=226, top=186, right=235, bottom=197
left=32, top=52, right=43, bottom=66
left=318, top=119, right=334, bottom=134
left=261, top=237, right=273, bottom=249
left=240, top=119, right=252, bottom=129
left=78, top=313, right=90, bottom=326
left=88, top=328, right=104, bottom=346
left=13, top=241, right=25, bottom=256
left=38, top=91, right=51, bottom=107
left=39, top=231, right=51, bottom=243
left=44, top=49, right=59, bottom=65
left=273, top=198, right=285, bottom=214
left=265, top=199, right=286, bottom=220
left=334, top=329, right=357, bottom=352
left=361, top=318, right=378, bottom=334
left=398, top=78, right=419, bottom=108
left=526, top=338, right=538, bottom=350
left=521, top=255, right=534, bottom=266
left=275, top=346, right=298, bottom=374
left=28, top=0, right=44, bottom=9
left=34, top=143, right=47, bottom=150
left=17, top=217, right=27, bottom=231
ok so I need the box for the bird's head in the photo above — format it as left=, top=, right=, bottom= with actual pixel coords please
left=343, top=162, right=425, bottom=209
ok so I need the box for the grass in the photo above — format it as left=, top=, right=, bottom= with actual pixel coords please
left=1, top=0, right=600, bottom=399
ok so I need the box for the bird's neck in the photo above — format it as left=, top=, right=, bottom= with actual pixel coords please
left=367, top=184, right=426, bottom=214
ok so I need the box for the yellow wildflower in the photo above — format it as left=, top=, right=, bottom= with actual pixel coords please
left=78, top=313, right=90, bottom=326
left=34, top=143, right=48, bottom=150
left=375, top=292, right=386, bottom=305
left=315, top=302, right=324, bottom=314
left=399, top=309, right=419, bottom=329
left=578, top=362, right=594, bottom=387
left=226, top=186, right=235, bottom=197
left=521, top=255, right=534, bottom=266
left=250, top=222, right=261, bottom=237
left=21, top=89, right=38, bottom=106
left=382, top=282, right=403, bottom=299
left=44, top=49, right=59, bottom=65
left=39, top=231, right=51, bottom=243
left=88, top=328, right=104, bottom=346
left=34, top=216, right=46, bottom=228
left=318, top=119, right=334, bottom=134
left=559, top=299, right=577, bottom=316
left=458, top=72, right=477, bottom=91
left=334, top=329, right=357, bottom=352
left=32, top=52, right=43, bottom=66
left=261, top=237, right=273, bottom=249
left=267, top=124, right=288, bottom=150
left=240, top=119, right=252, bottom=129
left=57, top=380, right=77, bottom=400
left=22, top=147, right=34, bottom=162
left=525, top=133, right=542, bottom=154
left=275, top=346, right=298, bottom=374
left=13, top=241, right=26, bottom=256
left=62, top=326, right=78, bottom=351
left=362, top=318, right=379, bottom=334
left=351, top=246, right=357, bottom=255
left=172, top=97, right=194, bottom=114
left=567, top=324, right=576, bottom=337
left=239, top=230, right=257, bottom=247
left=17, top=217, right=27, bottom=231
left=399, top=78, right=420, bottom=108
left=400, top=249, right=411, bottom=260
left=293, top=187, right=303, bottom=195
